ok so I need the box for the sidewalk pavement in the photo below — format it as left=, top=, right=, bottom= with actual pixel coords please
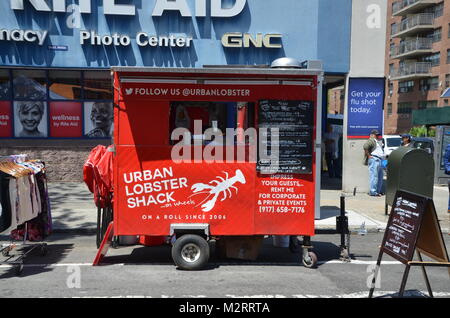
left=48, top=176, right=450, bottom=234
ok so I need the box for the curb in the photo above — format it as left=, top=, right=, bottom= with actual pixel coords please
left=315, top=227, right=383, bottom=234
left=51, top=227, right=385, bottom=235
left=52, top=228, right=97, bottom=235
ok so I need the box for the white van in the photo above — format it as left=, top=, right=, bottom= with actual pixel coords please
left=382, top=135, right=402, bottom=157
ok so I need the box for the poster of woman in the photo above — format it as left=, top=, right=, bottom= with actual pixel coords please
left=84, top=101, right=114, bottom=138
left=14, top=101, right=48, bottom=138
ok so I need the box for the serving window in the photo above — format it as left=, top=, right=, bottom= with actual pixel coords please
left=169, top=101, right=255, bottom=145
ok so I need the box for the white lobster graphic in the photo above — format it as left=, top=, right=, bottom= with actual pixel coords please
left=190, top=169, right=246, bottom=212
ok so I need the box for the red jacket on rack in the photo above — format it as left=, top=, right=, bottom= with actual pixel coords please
left=83, top=145, right=114, bottom=208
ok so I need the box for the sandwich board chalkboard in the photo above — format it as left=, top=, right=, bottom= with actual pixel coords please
left=369, top=190, right=450, bottom=298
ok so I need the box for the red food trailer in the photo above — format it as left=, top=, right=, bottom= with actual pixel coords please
left=94, top=62, right=323, bottom=270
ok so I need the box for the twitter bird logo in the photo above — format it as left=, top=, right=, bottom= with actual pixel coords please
left=125, top=88, right=134, bottom=95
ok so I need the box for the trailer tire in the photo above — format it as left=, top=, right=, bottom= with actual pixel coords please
left=302, top=251, right=318, bottom=269
left=172, top=234, right=210, bottom=270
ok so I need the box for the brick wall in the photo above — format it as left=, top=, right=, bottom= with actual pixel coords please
left=0, top=139, right=111, bottom=182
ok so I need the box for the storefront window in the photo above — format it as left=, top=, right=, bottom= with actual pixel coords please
left=0, top=70, right=11, bottom=100
left=49, top=70, right=82, bottom=100
left=13, top=69, right=47, bottom=100
left=0, top=68, right=115, bottom=139
left=84, top=71, right=112, bottom=100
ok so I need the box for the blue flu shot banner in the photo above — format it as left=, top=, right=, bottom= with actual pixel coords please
left=347, top=78, right=385, bottom=138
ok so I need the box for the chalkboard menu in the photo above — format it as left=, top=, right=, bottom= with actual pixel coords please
left=257, top=100, right=314, bottom=174
left=382, top=191, right=427, bottom=264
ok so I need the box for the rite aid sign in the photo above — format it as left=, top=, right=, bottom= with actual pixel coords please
left=4, top=0, right=282, bottom=49
left=10, top=0, right=247, bottom=17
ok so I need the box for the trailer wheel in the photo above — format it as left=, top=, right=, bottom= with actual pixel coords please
left=172, top=234, right=209, bottom=270
left=302, top=251, right=318, bottom=269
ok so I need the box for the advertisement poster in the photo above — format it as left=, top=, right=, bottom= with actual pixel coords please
left=14, top=101, right=48, bottom=138
left=347, top=78, right=385, bottom=138
left=49, top=102, right=82, bottom=138
left=0, top=101, right=12, bottom=138
left=84, top=101, right=114, bottom=138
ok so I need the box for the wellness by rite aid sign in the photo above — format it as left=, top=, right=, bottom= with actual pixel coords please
left=2, top=0, right=282, bottom=49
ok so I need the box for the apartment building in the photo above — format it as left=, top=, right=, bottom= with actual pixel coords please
left=385, top=0, right=450, bottom=134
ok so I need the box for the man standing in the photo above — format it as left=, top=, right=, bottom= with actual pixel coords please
left=401, top=134, right=412, bottom=147
left=363, top=130, right=385, bottom=196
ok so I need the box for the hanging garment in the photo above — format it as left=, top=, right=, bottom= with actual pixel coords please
left=5, top=178, right=19, bottom=235
left=96, top=145, right=114, bottom=203
left=36, top=171, right=52, bottom=236
left=11, top=170, right=52, bottom=241
left=84, top=145, right=113, bottom=208
left=0, top=173, right=12, bottom=233
left=83, top=145, right=107, bottom=194
left=16, top=176, right=36, bottom=224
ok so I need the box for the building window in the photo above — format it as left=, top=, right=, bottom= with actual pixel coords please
left=429, top=27, right=441, bottom=42
left=391, top=23, right=397, bottom=36
left=434, top=2, right=444, bottom=18
left=387, top=103, right=392, bottom=116
left=0, top=69, right=11, bottom=100
left=420, top=77, right=439, bottom=91
left=446, top=74, right=450, bottom=88
left=398, top=102, right=413, bottom=114
left=49, top=70, right=82, bottom=100
left=0, top=68, right=114, bottom=140
left=418, top=100, right=438, bottom=109
left=421, top=53, right=440, bottom=67
left=447, top=49, right=450, bottom=64
left=389, top=64, right=395, bottom=77
left=83, top=71, right=113, bottom=100
left=390, top=43, right=395, bottom=57
left=398, top=80, right=414, bottom=93
left=448, top=23, right=450, bottom=38
left=12, top=69, right=47, bottom=100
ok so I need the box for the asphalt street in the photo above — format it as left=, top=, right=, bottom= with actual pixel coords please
left=1, top=233, right=449, bottom=298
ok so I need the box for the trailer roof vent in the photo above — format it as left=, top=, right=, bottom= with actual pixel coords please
left=271, top=58, right=323, bottom=70
left=270, top=57, right=302, bottom=69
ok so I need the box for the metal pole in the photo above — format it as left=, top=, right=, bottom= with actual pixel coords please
left=368, top=249, right=383, bottom=298
left=398, top=265, right=411, bottom=297
left=417, top=251, right=433, bottom=298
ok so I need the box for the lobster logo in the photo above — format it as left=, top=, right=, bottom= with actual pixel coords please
left=190, top=169, right=246, bottom=212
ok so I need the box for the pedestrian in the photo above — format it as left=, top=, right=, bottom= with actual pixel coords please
left=324, top=124, right=340, bottom=178
left=363, top=129, right=385, bottom=197
left=401, top=134, right=412, bottom=147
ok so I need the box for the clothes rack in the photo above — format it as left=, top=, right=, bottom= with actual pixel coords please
left=0, top=157, right=51, bottom=276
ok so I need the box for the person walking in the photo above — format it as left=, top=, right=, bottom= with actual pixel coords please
left=363, top=130, right=385, bottom=196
